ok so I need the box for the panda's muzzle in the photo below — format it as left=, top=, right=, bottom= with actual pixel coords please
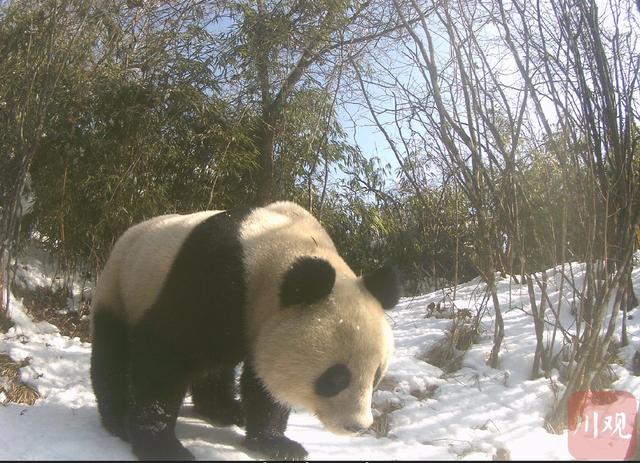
left=316, top=408, right=374, bottom=436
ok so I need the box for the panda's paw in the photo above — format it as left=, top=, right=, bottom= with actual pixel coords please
left=131, top=438, right=195, bottom=461
left=195, top=399, right=245, bottom=427
left=244, top=435, right=308, bottom=461
left=101, top=417, right=130, bottom=442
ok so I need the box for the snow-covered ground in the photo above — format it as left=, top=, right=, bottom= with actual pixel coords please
left=1, top=253, right=639, bottom=460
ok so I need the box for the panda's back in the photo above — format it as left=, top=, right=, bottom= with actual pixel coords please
left=91, top=201, right=349, bottom=346
left=93, top=210, right=226, bottom=325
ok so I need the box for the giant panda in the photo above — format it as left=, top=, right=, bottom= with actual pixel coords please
left=90, top=201, right=400, bottom=461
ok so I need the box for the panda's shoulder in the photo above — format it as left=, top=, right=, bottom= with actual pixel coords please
left=246, top=201, right=321, bottom=229
left=139, top=210, right=229, bottom=235
left=264, top=201, right=310, bottom=217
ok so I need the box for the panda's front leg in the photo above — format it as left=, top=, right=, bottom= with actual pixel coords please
left=240, top=359, right=308, bottom=461
left=191, top=362, right=244, bottom=427
left=126, top=338, right=194, bottom=461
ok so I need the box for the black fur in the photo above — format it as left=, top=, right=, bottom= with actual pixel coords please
left=90, top=309, right=130, bottom=442
left=280, top=257, right=336, bottom=307
left=314, top=363, right=351, bottom=398
left=191, top=363, right=244, bottom=427
left=241, top=359, right=308, bottom=460
left=124, top=208, right=252, bottom=459
left=125, top=332, right=193, bottom=460
left=363, top=264, right=401, bottom=310
left=91, top=207, right=310, bottom=460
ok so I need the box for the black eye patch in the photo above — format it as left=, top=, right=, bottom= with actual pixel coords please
left=373, top=366, right=382, bottom=390
left=280, top=257, right=336, bottom=307
left=315, top=363, right=351, bottom=397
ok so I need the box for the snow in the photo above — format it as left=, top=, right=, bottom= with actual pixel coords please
left=1, top=253, right=639, bottom=460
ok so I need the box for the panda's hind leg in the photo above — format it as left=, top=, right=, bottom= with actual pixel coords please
left=191, top=362, right=245, bottom=427
left=90, top=309, right=130, bottom=441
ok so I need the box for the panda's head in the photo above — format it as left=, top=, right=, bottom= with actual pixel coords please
left=253, top=256, right=400, bottom=435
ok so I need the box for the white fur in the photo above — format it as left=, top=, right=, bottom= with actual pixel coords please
left=240, top=201, right=354, bottom=341
left=91, top=211, right=221, bottom=327
left=242, top=202, right=394, bottom=433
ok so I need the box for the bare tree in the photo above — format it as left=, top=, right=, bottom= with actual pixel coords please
left=360, top=0, right=638, bottom=414
left=495, top=0, right=640, bottom=430
left=216, top=0, right=419, bottom=205
left=373, top=0, right=539, bottom=367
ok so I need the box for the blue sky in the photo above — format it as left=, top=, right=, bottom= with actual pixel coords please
left=338, top=104, right=398, bottom=169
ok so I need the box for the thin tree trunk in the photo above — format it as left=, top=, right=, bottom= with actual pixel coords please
left=256, top=115, right=275, bottom=205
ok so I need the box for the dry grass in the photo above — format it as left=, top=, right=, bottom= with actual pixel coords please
left=0, top=353, right=22, bottom=379
left=420, top=338, right=464, bottom=372
left=590, top=365, right=618, bottom=390
left=11, top=284, right=91, bottom=342
left=370, top=399, right=403, bottom=438
left=375, top=375, right=397, bottom=392
left=424, top=301, right=453, bottom=319
left=369, top=376, right=405, bottom=438
left=3, top=382, right=40, bottom=406
left=371, top=411, right=391, bottom=438
left=493, top=448, right=512, bottom=460
left=409, top=383, right=439, bottom=401
left=554, top=339, right=620, bottom=390
left=419, top=311, right=482, bottom=373
left=0, top=353, right=40, bottom=406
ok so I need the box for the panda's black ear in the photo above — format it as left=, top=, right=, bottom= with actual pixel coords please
left=281, top=257, right=336, bottom=307
left=363, top=264, right=401, bottom=310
